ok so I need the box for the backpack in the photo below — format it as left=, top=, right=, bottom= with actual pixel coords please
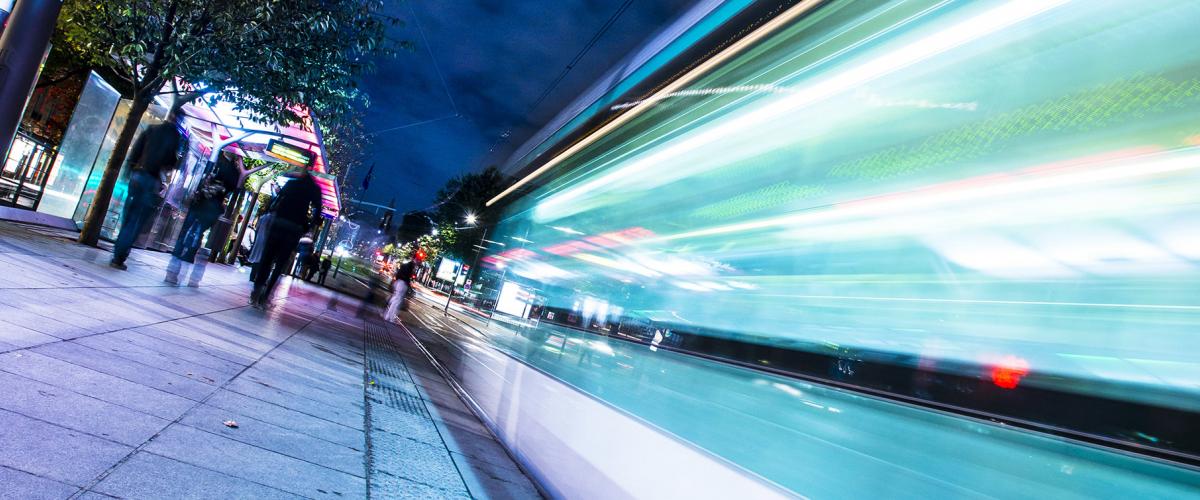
left=187, top=172, right=228, bottom=207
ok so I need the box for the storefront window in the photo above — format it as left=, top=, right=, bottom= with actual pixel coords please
left=0, top=132, right=56, bottom=209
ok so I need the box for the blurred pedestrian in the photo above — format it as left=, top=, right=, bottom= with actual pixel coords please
left=293, top=233, right=315, bottom=277
left=165, top=152, right=241, bottom=285
left=247, top=210, right=273, bottom=283
left=384, top=259, right=415, bottom=322
left=110, top=107, right=185, bottom=270
left=250, top=167, right=322, bottom=308
left=304, top=252, right=320, bottom=281
left=318, top=255, right=332, bottom=285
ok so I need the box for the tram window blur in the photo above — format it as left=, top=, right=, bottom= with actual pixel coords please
left=472, top=0, right=1200, bottom=465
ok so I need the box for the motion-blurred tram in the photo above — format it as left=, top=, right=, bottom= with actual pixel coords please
left=423, top=0, right=1200, bottom=497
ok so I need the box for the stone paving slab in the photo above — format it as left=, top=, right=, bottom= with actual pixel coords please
left=90, top=452, right=302, bottom=500
left=203, top=389, right=365, bottom=449
left=0, top=371, right=170, bottom=446
left=0, top=464, right=80, bottom=500
left=0, top=409, right=133, bottom=487
left=30, top=341, right=219, bottom=401
left=0, top=350, right=197, bottom=419
left=177, top=403, right=365, bottom=476
left=142, top=424, right=367, bottom=499
left=0, top=220, right=540, bottom=499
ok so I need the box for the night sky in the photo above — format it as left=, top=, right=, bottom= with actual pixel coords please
left=351, top=0, right=697, bottom=212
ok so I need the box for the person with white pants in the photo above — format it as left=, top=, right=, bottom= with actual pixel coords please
left=384, top=259, right=415, bottom=322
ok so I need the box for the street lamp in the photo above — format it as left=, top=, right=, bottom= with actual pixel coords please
left=464, top=212, right=478, bottom=226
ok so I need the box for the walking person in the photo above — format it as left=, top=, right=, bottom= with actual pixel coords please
left=247, top=210, right=274, bottom=283
left=292, top=233, right=315, bottom=277
left=384, top=259, right=415, bottom=322
left=250, top=167, right=322, bottom=308
left=304, top=252, right=320, bottom=281
left=110, top=107, right=186, bottom=270
left=165, top=152, right=241, bottom=285
left=318, top=255, right=332, bottom=285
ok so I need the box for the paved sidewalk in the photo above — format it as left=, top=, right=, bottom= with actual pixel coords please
left=0, top=221, right=540, bottom=499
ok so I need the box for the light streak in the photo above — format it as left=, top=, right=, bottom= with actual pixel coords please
left=646, top=148, right=1200, bottom=243
left=533, top=0, right=1070, bottom=220
left=550, top=226, right=584, bottom=235
left=486, top=0, right=830, bottom=207
left=610, top=84, right=795, bottom=110
left=743, top=295, right=1200, bottom=312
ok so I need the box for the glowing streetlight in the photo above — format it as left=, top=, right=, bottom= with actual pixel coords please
left=464, top=212, right=478, bottom=226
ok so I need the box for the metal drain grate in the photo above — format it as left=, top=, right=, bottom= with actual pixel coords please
left=365, top=320, right=426, bottom=417
left=375, top=384, right=427, bottom=416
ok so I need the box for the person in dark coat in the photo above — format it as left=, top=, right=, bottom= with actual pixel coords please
left=250, top=167, right=323, bottom=308
left=318, top=256, right=332, bottom=285
left=304, top=252, right=321, bottom=281
left=165, top=152, right=241, bottom=284
left=110, top=108, right=185, bottom=270
left=291, top=234, right=315, bottom=278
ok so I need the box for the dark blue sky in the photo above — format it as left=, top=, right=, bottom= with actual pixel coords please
left=351, top=0, right=696, bottom=212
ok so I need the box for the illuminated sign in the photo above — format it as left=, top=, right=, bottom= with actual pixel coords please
left=436, top=258, right=461, bottom=281
left=265, top=139, right=313, bottom=166
left=496, top=281, right=532, bottom=318
left=310, top=171, right=339, bottom=218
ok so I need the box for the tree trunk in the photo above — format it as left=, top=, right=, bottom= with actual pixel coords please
left=77, top=94, right=152, bottom=246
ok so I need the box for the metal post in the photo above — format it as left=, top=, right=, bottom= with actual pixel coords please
left=468, top=227, right=488, bottom=285
left=486, top=226, right=527, bottom=328
left=314, top=217, right=332, bottom=258
left=333, top=255, right=343, bottom=279
left=202, top=132, right=253, bottom=259
left=461, top=226, right=488, bottom=314
left=11, top=144, right=30, bottom=206
left=0, top=0, right=63, bottom=163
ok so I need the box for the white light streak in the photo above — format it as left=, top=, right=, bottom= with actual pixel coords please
left=533, top=0, right=1069, bottom=220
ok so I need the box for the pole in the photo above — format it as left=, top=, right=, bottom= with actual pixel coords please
left=0, top=0, right=63, bottom=163
left=226, top=181, right=265, bottom=264
left=203, top=133, right=254, bottom=260
left=468, top=227, right=488, bottom=285
left=314, top=217, right=331, bottom=257
left=486, top=226, right=527, bottom=328
left=460, top=226, right=488, bottom=314
left=333, top=255, right=343, bottom=279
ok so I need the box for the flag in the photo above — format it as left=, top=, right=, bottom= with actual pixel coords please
left=361, top=163, right=375, bottom=190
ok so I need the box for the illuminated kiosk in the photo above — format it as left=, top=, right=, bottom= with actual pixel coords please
left=136, top=94, right=341, bottom=261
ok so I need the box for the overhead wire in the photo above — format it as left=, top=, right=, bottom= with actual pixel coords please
left=484, top=0, right=637, bottom=154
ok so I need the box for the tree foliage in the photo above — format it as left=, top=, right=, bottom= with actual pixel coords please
left=428, top=166, right=506, bottom=259
left=322, top=105, right=373, bottom=177
left=430, top=166, right=506, bottom=225
left=322, top=104, right=373, bottom=219
left=387, top=166, right=508, bottom=263
left=417, top=232, right=446, bottom=262
left=60, top=0, right=403, bottom=244
left=58, top=0, right=401, bottom=125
